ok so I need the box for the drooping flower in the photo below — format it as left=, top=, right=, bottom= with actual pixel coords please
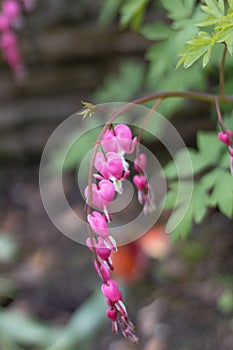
left=2, top=0, right=22, bottom=28
left=0, top=13, right=10, bottom=32
left=134, top=153, right=147, bottom=173
left=101, top=279, right=122, bottom=303
left=94, top=260, right=111, bottom=282
left=86, top=237, right=113, bottom=269
left=133, top=153, right=156, bottom=213
left=218, top=130, right=233, bottom=175
left=102, top=124, right=137, bottom=171
left=218, top=130, right=232, bottom=146
left=133, top=175, right=147, bottom=192
left=87, top=211, right=109, bottom=237
left=94, top=152, right=130, bottom=194
left=0, top=30, right=25, bottom=79
left=84, top=179, right=115, bottom=221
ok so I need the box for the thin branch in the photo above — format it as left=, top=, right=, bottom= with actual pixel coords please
left=132, top=90, right=233, bottom=105
left=215, top=97, right=228, bottom=134
left=220, top=43, right=227, bottom=99
left=136, top=98, right=163, bottom=159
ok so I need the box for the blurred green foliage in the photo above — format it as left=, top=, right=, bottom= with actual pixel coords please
left=0, top=289, right=107, bottom=350
left=0, top=233, right=18, bottom=264
left=218, top=289, right=233, bottom=314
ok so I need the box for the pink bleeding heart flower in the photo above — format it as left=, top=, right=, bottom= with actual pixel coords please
left=218, top=130, right=232, bottom=146
left=3, top=45, right=25, bottom=78
left=0, top=30, right=26, bottom=80
left=106, top=308, right=117, bottom=321
left=134, top=153, right=147, bottom=173
left=84, top=179, right=115, bottom=221
left=94, top=152, right=129, bottom=194
left=3, top=0, right=22, bottom=28
left=87, top=235, right=115, bottom=261
left=87, top=211, right=109, bottom=238
left=95, top=237, right=112, bottom=261
left=102, top=124, right=137, bottom=157
left=86, top=237, right=113, bottom=268
left=94, top=260, right=110, bottom=282
left=86, top=237, right=110, bottom=259
left=106, top=308, right=118, bottom=333
left=133, top=175, right=147, bottom=191
left=124, top=327, right=139, bottom=344
left=101, top=279, right=122, bottom=303
left=1, top=30, right=17, bottom=48
left=0, top=14, right=10, bottom=32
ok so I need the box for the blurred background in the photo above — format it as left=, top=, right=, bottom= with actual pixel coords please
left=0, top=1, right=233, bottom=349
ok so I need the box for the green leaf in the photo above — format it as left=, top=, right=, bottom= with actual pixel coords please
left=220, top=151, right=231, bottom=168
left=191, top=183, right=209, bottom=223
left=196, top=131, right=224, bottom=162
left=200, top=0, right=225, bottom=18
left=164, top=147, right=211, bottom=180
left=120, top=0, right=149, bottom=30
left=216, top=25, right=233, bottom=55
left=0, top=309, right=61, bottom=347
left=94, top=60, right=145, bottom=103
left=166, top=182, right=208, bottom=239
left=99, top=0, right=123, bottom=24
left=160, top=0, right=195, bottom=21
left=177, top=31, right=214, bottom=68
left=177, top=0, right=233, bottom=68
left=208, top=170, right=233, bottom=217
left=141, top=22, right=172, bottom=41
left=200, top=170, right=218, bottom=190
left=169, top=204, right=193, bottom=240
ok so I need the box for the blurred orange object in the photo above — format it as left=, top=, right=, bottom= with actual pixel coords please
left=111, top=226, right=171, bottom=283
left=138, top=225, right=171, bottom=260
left=111, top=243, right=147, bottom=283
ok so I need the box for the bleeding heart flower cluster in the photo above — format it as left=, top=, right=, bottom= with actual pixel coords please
left=218, top=129, right=233, bottom=175
left=0, top=0, right=35, bottom=80
left=84, top=123, right=156, bottom=343
left=133, top=153, right=155, bottom=214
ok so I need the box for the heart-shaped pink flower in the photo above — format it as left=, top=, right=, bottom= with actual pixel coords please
left=102, top=124, right=137, bottom=155
left=86, top=237, right=111, bottom=261
left=85, top=180, right=115, bottom=209
left=134, top=153, right=147, bottom=173
left=0, top=14, right=10, bottom=32
left=3, top=1, right=21, bottom=21
left=133, top=175, right=147, bottom=191
left=95, top=152, right=123, bottom=180
left=94, top=260, right=110, bottom=282
left=106, top=308, right=117, bottom=321
left=101, top=279, right=122, bottom=303
left=87, top=211, right=109, bottom=238
left=218, top=130, right=232, bottom=146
